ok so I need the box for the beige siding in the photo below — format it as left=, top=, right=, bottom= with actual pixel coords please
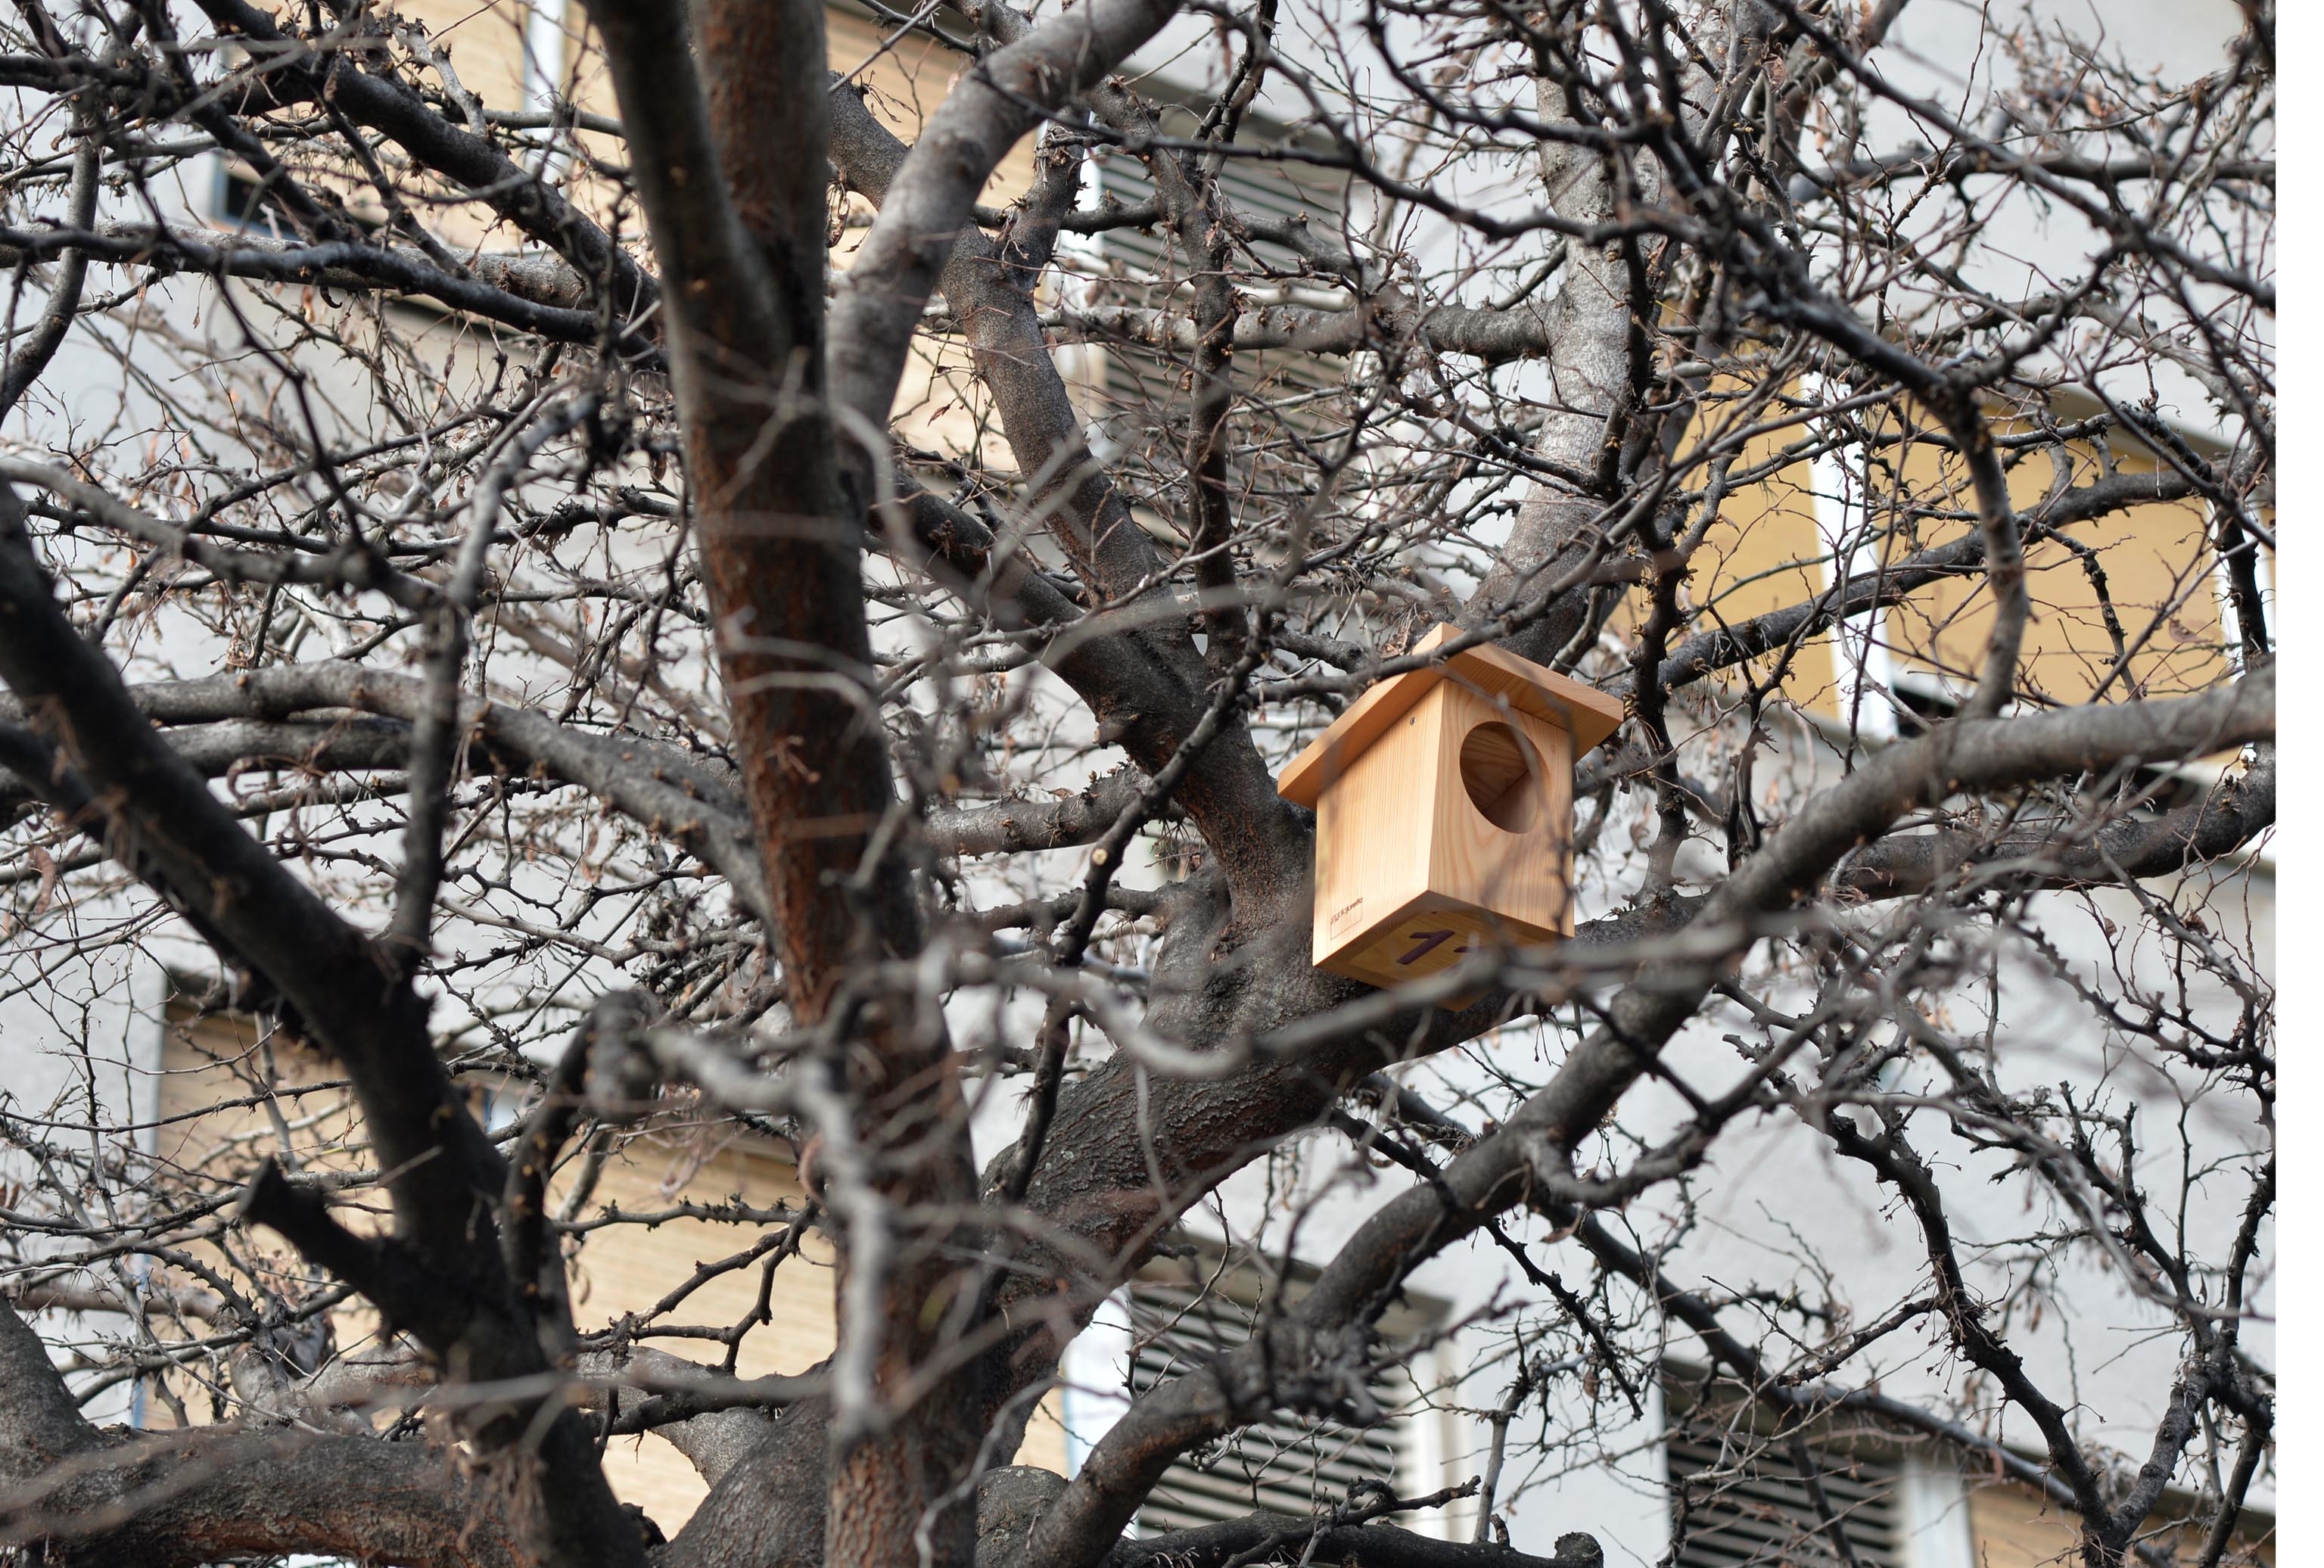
left=1966, top=1482, right=2084, bottom=1567
left=562, top=1137, right=1066, bottom=1529
left=570, top=1139, right=821, bottom=1527
left=1649, top=397, right=2234, bottom=723
left=825, top=5, right=1040, bottom=202
left=557, top=2, right=1038, bottom=471
left=556, top=3, right=1039, bottom=210
left=394, top=1, right=543, bottom=114
left=1874, top=421, right=2227, bottom=706
left=1965, top=1481, right=2273, bottom=1567
left=1671, top=421, right=1833, bottom=702
left=150, top=1005, right=1064, bottom=1535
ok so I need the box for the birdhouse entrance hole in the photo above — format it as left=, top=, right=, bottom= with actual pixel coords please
left=1459, top=721, right=1540, bottom=833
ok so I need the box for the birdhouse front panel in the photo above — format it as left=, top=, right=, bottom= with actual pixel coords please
left=1279, top=625, right=1625, bottom=1001
left=1426, top=678, right=1576, bottom=940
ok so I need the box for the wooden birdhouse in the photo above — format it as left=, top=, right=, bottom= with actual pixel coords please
left=1276, top=624, right=1626, bottom=994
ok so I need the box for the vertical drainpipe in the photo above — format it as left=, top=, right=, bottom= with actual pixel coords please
left=1897, top=1454, right=1978, bottom=1568
left=522, top=0, right=570, bottom=177
left=2210, top=499, right=2274, bottom=674
left=1057, top=1287, right=1135, bottom=1488
left=1809, top=384, right=1898, bottom=741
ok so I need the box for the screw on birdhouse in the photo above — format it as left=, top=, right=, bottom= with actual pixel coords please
left=1275, top=624, right=1624, bottom=1006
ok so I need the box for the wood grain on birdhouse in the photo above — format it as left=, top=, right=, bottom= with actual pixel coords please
left=1277, top=626, right=1624, bottom=1000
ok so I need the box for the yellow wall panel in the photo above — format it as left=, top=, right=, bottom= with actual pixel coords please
left=1682, top=440, right=1837, bottom=711
left=151, top=1008, right=1065, bottom=1535
left=1966, top=1480, right=2272, bottom=1566
left=391, top=0, right=542, bottom=114
left=1875, top=419, right=2228, bottom=707
left=1667, top=390, right=2238, bottom=726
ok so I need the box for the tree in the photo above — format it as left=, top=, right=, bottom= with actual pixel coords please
left=0, top=0, right=2273, bottom=1565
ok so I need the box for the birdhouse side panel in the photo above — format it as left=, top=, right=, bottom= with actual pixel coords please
left=1308, top=690, right=1449, bottom=969
left=1428, top=686, right=1579, bottom=938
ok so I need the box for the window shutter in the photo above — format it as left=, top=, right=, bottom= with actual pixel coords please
left=1126, top=1277, right=1411, bottom=1537
left=1667, top=1431, right=1910, bottom=1568
left=1087, top=122, right=1352, bottom=468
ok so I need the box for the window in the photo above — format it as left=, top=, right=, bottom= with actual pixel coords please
left=1086, top=127, right=1349, bottom=409
left=1122, top=1267, right=1440, bottom=1537
left=1078, top=113, right=1353, bottom=538
left=1666, top=1427, right=1909, bottom=1568
left=212, top=161, right=388, bottom=237
left=213, top=165, right=278, bottom=231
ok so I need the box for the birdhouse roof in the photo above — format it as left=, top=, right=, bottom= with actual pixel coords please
left=1276, top=624, right=1627, bottom=808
